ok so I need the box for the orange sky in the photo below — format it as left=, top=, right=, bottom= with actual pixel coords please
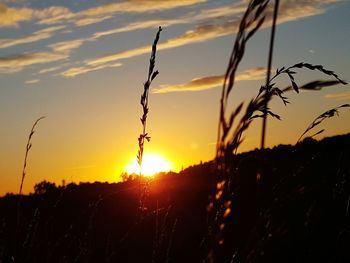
left=1, top=0, right=349, bottom=195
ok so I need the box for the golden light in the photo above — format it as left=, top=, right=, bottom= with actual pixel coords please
left=125, top=153, right=173, bottom=177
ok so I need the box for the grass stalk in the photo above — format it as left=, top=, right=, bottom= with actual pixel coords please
left=16, top=116, right=45, bottom=261
left=19, top=116, right=46, bottom=195
left=260, top=0, right=279, bottom=149
left=297, top=104, right=350, bottom=143
left=137, top=26, right=162, bottom=212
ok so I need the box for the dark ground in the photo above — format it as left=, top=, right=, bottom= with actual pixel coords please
left=1, top=134, right=349, bottom=262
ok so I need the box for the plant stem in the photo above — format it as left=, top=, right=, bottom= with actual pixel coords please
left=260, top=0, right=279, bottom=149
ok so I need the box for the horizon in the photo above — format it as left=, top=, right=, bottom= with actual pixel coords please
left=1, top=0, right=350, bottom=195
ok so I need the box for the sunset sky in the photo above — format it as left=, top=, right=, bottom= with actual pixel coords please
left=1, top=0, right=349, bottom=195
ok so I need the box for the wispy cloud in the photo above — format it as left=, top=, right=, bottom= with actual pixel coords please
left=34, top=6, right=74, bottom=25
left=3, top=0, right=337, bottom=77
left=189, top=1, right=246, bottom=21
left=0, top=36, right=84, bottom=73
left=49, top=39, right=84, bottom=53
left=74, top=15, right=113, bottom=27
left=0, top=25, right=65, bottom=49
left=89, top=2, right=246, bottom=41
left=0, top=52, right=68, bottom=73
left=25, top=79, right=40, bottom=84
left=77, top=0, right=206, bottom=17
left=1, top=0, right=206, bottom=28
left=38, top=65, right=64, bottom=74
left=0, top=3, right=33, bottom=27
left=153, top=67, right=267, bottom=93
left=0, top=3, right=73, bottom=27
left=154, top=75, right=223, bottom=93
left=325, top=91, right=350, bottom=101
left=61, top=62, right=122, bottom=77
left=235, top=67, right=268, bottom=81
left=91, top=18, right=185, bottom=40
left=86, top=21, right=236, bottom=66
left=85, top=0, right=339, bottom=67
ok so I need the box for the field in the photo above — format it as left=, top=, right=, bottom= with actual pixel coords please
left=1, top=134, right=350, bottom=262
left=1, top=0, right=350, bottom=262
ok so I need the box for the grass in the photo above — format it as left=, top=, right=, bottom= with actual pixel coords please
left=137, top=26, right=162, bottom=213
left=212, top=0, right=348, bottom=260
left=297, top=104, right=350, bottom=143
left=19, top=116, right=46, bottom=195
left=1, top=0, right=349, bottom=262
left=17, top=116, right=45, bottom=236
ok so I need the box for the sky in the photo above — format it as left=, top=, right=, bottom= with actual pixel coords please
left=0, top=0, right=349, bottom=195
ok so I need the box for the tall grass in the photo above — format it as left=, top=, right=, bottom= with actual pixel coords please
left=211, top=0, right=347, bottom=260
left=19, top=116, right=45, bottom=195
left=297, top=103, right=350, bottom=143
left=260, top=0, right=279, bottom=149
left=137, top=26, right=162, bottom=212
left=16, top=116, right=45, bottom=261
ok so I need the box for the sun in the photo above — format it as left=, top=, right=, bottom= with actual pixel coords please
left=125, top=153, right=173, bottom=177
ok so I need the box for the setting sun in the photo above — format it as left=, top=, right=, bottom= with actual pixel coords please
left=125, top=153, right=173, bottom=177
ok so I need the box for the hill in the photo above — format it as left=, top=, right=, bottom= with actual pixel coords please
left=0, top=134, right=349, bottom=262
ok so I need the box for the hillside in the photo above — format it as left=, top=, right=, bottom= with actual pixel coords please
left=1, top=134, right=349, bottom=262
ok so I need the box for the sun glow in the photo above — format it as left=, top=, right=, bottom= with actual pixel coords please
left=125, top=153, right=173, bottom=177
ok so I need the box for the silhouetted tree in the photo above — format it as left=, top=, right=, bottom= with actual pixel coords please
left=33, top=180, right=57, bottom=195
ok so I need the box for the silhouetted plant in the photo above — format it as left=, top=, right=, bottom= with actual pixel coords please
left=212, top=0, right=270, bottom=260
left=297, top=104, right=350, bottom=143
left=212, top=0, right=348, bottom=261
left=137, top=26, right=162, bottom=212
left=17, top=116, right=45, bottom=233
left=260, top=0, right=279, bottom=149
left=19, top=116, right=45, bottom=195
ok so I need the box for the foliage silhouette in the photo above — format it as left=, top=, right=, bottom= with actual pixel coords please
left=1, top=134, right=349, bottom=262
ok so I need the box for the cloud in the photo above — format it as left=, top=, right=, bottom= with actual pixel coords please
left=154, top=75, right=223, bottom=93
left=9, top=0, right=335, bottom=77
left=235, top=67, right=268, bottom=81
left=153, top=67, right=267, bottom=93
left=1, top=0, right=205, bottom=28
left=0, top=36, right=85, bottom=74
left=325, top=92, right=350, bottom=101
left=86, top=0, right=339, bottom=67
left=38, top=65, right=64, bottom=74
left=0, top=3, right=73, bottom=27
left=25, top=79, right=40, bottom=84
left=77, top=0, right=206, bottom=17
left=0, top=3, right=33, bottom=27
left=74, top=15, right=113, bottom=27
left=60, top=62, right=122, bottom=77
left=49, top=39, right=84, bottom=53
left=91, top=18, right=185, bottom=40
left=86, top=45, right=151, bottom=66
left=86, top=21, right=236, bottom=66
left=0, top=25, right=65, bottom=49
left=1, top=0, right=339, bottom=31
left=34, top=6, right=74, bottom=25
left=190, top=1, right=246, bottom=21
left=88, top=2, right=247, bottom=41
left=0, top=52, right=68, bottom=73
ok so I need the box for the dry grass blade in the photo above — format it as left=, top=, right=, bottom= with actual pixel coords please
left=19, top=116, right=46, bottom=195
left=272, top=63, right=347, bottom=94
left=16, top=116, right=45, bottom=251
left=137, top=26, right=162, bottom=168
left=137, top=26, right=162, bottom=212
left=211, top=0, right=270, bottom=260
left=217, top=0, right=269, bottom=159
left=212, top=0, right=348, bottom=260
left=260, top=0, right=279, bottom=149
left=258, top=65, right=348, bottom=123
left=297, top=104, right=350, bottom=143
